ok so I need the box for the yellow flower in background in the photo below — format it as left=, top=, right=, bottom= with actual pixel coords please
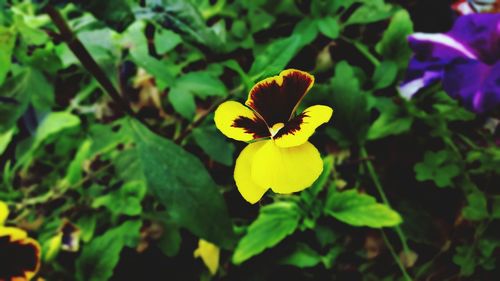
left=193, top=239, right=220, bottom=275
left=214, top=69, right=333, bottom=203
left=0, top=201, right=41, bottom=281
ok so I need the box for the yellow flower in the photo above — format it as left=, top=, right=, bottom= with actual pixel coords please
left=0, top=201, right=41, bottom=281
left=193, top=239, right=220, bottom=275
left=214, top=69, right=333, bottom=203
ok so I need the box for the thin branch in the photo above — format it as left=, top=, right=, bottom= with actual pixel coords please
left=44, top=5, right=147, bottom=124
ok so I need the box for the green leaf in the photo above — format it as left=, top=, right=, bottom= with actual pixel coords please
left=0, top=128, right=15, bottom=156
left=345, top=0, right=393, bottom=26
left=148, top=0, right=225, bottom=51
left=0, top=25, right=16, bottom=85
left=76, top=220, right=141, bottom=281
left=130, top=119, right=235, bottom=249
left=169, top=71, right=227, bottom=119
left=192, top=126, right=235, bottom=166
left=233, top=201, right=301, bottom=264
left=154, top=28, right=182, bottom=54
left=249, top=34, right=304, bottom=80
left=92, top=181, right=147, bottom=216
left=375, top=9, right=413, bottom=69
left=62, top=139, right=92, bottom=187
left=414, top=150, right=460, bottom=188
left=0, top=70, right=32, bottom=133
left=157, top=218, right=182, bottom=257
left=28, top=69, right=55, bottom=112
left=79, top=0, right=135, bottom=32
left=367, top=97, right=412, bottom=140
left=372, top=60, right=398, bottom=90
left=462, top=192, right=488, bottom=221
left=324, top=190, right=402, bottom=228
left=317, top=17, right=339, bottom=39
left=33, top=112, right=81, bottom=150
left=279, top=243, right=322, bottom=268
left=328, top=61, right=370, bottom=144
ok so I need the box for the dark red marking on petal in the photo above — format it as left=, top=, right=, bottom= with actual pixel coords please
left=273, top=113, right=308, bottom=139
left=232, top=116, right=271, bottom=139
left=0, top=235, right=40, bottom=279
left=246, top=70, right=314, bottom=126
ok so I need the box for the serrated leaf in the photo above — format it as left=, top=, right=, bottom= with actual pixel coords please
left=130, top=119, right=235, bottom=249
left=367, top=97, right=412, bottom=140
left=324, top=190, right=402, bottom=228
left=233, top=201, right=301, bottom=264
left=414, top=150, right=460, bottom=188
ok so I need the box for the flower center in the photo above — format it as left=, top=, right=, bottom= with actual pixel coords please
left=269, top=123, right=285, bottom=138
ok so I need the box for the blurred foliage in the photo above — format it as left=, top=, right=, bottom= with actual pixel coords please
left=1, top=0, right=500, bottom=280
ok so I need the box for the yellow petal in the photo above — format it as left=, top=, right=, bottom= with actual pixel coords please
left=274, top=105, right=333, bottom=148
left=234, top=141, right=269, bottom=204
left=0, top=200, right=8, bottom=225
left=251, top=141, right=323, bottom=193
left=214, top=101, right=270, bottom=142
left=0, top=226, right=28, bottom=241
left=193, top=239, right=220, bottom=275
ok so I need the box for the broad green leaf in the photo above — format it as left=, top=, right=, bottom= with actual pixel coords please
left=233, top=201, right=301, bottom=264
left=324, top=190, right=402, bottom=228
left=249, top=34, right=304, bottom=80
left=130, top=119, right=235, bottom=249
left=0, top=70, right=32, bottom=133
left=28, top=69, right=55, bottom=112
left=375, top=9, right=413, bottom=69
left=192, top=126, right=235, bottom=166
left=414, top=150, right=460, bottom=188
left=75, top=220, right=141, bottom=281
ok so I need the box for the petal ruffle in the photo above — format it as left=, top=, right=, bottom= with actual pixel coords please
left=0, top=227, right=41, bottom=281
left=274, top=105, right=333, bottom=148
left=245, top=69, right=314, bottom=127
left=251, top=141, right=323, bottom=194
left=214, top=101, right=270, bottom=142
left=234, top=141, right=269, bottom=204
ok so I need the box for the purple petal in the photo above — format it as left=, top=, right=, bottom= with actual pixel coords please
left=447, top=14, right=500, bottom=64
left=442, top=59, right=500, bottom=113
left=408, top=32, right=478, bottom=62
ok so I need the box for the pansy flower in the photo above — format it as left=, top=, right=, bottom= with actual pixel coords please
left=214, top=69, right=333, bottom=203
left=400, top=13, right=500, bottom=113
left=0, top=201, right=41, bottom=281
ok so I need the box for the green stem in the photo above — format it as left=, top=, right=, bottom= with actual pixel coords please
left=341, top=36, right=381, bottom=67
left=360, top=146, right=412, bottom=281
left=381, top=230, right=413, bottom=281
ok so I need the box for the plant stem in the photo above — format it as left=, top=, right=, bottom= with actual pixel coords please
left=381, top=230, right=413, bottom=281
left=44, top=5, right=155, bottom=132
left=360, top=146, right=413, bottom=281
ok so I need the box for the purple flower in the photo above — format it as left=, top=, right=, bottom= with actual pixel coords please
left=400, top=13, right=500, bottom=113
